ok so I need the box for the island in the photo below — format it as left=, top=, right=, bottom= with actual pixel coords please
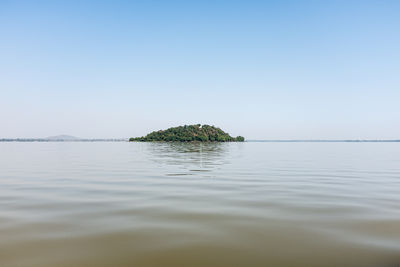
left=129, top=124, right=245, bottom=142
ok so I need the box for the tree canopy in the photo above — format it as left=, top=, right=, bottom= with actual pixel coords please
left=129, top=124, right=245, bottom=142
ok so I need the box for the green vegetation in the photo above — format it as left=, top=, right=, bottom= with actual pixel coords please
left=129, top=124, right=245, bottom=142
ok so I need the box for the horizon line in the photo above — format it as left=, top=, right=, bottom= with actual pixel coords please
left=0, top=138, right=400, bottom=143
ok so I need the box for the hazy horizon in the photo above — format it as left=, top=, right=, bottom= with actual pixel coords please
left=1, top=1, right=399, bottom=139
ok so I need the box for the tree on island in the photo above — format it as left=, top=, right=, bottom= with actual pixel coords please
left=129, top=124, right=245, bottom=142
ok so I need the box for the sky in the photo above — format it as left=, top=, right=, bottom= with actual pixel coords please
left=1, top=0, right=399, bottom=139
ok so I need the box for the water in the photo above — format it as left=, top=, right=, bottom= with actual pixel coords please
left=1, top=142, right=400, bottom=266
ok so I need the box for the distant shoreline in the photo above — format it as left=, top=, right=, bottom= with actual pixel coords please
left=0, top=139, right=128, bottom=142
left=0, top=139, right=399, bottom=142
left=247, top=140, right=400, bottom=142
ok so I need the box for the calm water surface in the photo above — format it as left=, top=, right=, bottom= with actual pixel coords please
left=1, top=142, right=400, bottom=266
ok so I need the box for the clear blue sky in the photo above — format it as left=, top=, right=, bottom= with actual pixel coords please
left=1, top=0, right=399, bottom=139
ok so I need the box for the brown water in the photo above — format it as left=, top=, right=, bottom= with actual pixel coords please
left=1, top=142, right=400, bottom=266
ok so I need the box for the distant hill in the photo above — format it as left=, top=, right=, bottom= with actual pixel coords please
left=46, top=135, right=79, bottom=141
left=130, top=124, right=245, bottom=142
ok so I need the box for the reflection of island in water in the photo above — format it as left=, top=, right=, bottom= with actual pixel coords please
left=144, top=142, right=232, bottom=176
